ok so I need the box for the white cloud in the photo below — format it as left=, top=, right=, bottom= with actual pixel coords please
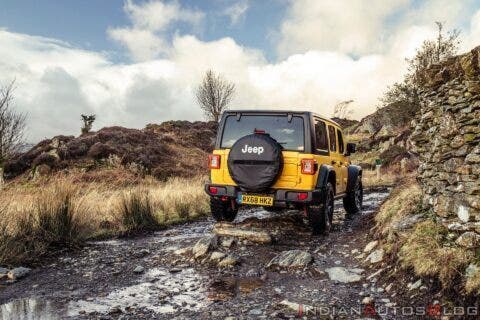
left=123, top=0, right=203, bottom=31
left=108, top=0, right=205, bottom=61
left=223, top=0, right=249, bottom=26
left=277, top=0, right=411, bottom=57
left=1, top=1, right=480, bottom=142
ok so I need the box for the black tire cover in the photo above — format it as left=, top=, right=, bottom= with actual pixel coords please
left=227, top=133, right=283, bottom=192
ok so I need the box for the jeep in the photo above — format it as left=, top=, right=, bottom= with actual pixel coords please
left=204, top=110, right=363, bottom=234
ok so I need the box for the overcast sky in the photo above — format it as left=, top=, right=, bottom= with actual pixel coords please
left=1, top=0, right=479, bottom=142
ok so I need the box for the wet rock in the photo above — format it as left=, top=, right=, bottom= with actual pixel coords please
left=174, top=247, right=190, bottom=256
left=455, top=232, right=480, bottom=248
left=365, top=249, right=384, bottom=264
left=325, top=267, right=364, bottom=283
left=0, top=267, right=9, bottom=279
left=220, top=237, right=236, bottom=248
left=407, top=279, right=422, bottom=290
left=218, top=254, right=239, bottom=267
left=267, top=250, right=312, bottom=269
left=363, top=241, right=378, bottom=253
left=210, top=251, right=227, bottom=262
left=362, top=296, right=374, bottom=305
left=392, top=214, right=424, bottom=231
left=248, top=308, right=263, bottom=316
left=193, top=236, right=216, bottom=258
left=7, top=267, right=31, bottom=280
left=213, top=223, right=272, bottom=244
left=133, top=266, right=145, bottom=274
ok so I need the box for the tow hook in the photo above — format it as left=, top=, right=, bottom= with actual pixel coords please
left=303, top=204, right=308, bottom=217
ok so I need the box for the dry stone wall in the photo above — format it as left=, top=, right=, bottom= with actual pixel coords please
left=411, top=46, right=480, bottom=248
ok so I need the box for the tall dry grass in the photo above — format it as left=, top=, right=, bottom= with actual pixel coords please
left=0, top=175, right=209, bottom=265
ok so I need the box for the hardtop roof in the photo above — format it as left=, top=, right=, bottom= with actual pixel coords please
left=224, top=109, right=341, bottom=128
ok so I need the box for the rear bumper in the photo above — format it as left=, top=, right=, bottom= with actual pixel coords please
left=204, top=183, right=323, bottom=207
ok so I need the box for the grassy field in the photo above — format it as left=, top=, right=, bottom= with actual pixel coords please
left=0, top=173, right=209, bottom=266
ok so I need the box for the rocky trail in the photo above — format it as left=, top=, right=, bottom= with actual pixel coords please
left=0, top=188, right=402, bottom=319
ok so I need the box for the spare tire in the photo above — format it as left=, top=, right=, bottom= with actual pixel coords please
left=227, top=133, right=283, bottom=192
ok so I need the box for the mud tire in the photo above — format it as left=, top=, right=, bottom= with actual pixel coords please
left=307, top=182, right=334, bottom=235
left=343, top=179, right=363, bottom=215
left=210, top=197, right=238, bottom=222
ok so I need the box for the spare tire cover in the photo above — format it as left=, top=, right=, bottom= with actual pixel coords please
left=227, top=133, right=283, bottom=192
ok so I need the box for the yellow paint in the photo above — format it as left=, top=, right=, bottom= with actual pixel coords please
left=210, top=121, right=350, bottom=194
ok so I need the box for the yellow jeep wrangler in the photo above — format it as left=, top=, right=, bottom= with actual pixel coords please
left=205, top=110, right=362, bottom=234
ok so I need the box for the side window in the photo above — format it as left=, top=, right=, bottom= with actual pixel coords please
left=337, top=129, right=344, bottom=154
left=314, top=119, right=328, bottom=151
left=328, top=125, right=337, bottom=152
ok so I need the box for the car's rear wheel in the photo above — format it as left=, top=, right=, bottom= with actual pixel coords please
left=343, top=179, right=363, bottom=215
left=210, top=197, right=238, bottom=222
left=306, top=182, right=334, bottom=235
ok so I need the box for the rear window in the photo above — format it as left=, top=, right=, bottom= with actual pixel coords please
left=221, top=115, right=305, bottom=151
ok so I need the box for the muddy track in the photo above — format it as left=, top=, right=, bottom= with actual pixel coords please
left=0, top=188, right=395, bottom=319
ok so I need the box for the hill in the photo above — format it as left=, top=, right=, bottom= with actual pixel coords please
left=4, top=121, right=217, bottom=181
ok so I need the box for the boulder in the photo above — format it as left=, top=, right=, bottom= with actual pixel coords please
left=213, top=224, right=272, bottom=244
left=133, top=266, right=144, bottom=274
left=365, top=249, right=384, bottom=264
left=7, top=267, right=31, bottom=280
left=455, top=232, right=480, bottom=248
left=218, top=254, right=239, bottom=267
left=192, top=236, right=216, bottom=258
left=325, top=267, right=364, bottom=283
left=363, top=241, right=378, bottom=253
left=267, top=250, right=312, bottom=268
left=210, top=251, right=226, bottom=262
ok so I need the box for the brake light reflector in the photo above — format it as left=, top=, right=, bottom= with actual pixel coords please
left=208, top=154, right=221, bottom=169
left=301, top=159, right=316, bottom=174
left=297, top=192, right=308, bottom=200
left=209, top=186, right=218, bottom=194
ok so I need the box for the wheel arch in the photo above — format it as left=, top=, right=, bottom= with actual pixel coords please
left=316, top=164, right=336, bottom=194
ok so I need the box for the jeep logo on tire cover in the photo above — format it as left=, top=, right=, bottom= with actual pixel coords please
left=241, top=144, right=264, bottom=155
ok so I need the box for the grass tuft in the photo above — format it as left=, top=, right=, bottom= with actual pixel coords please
left=118, top=189, right=159, bottom=233
left=399, top=220, right=473, bottom=287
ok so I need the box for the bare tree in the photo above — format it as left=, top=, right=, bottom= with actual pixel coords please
left=0, top=81, right=26, bottom=165
left=196, top=70, right=236, bottom=122
left=380, top=22, right=460, bottom=107
left=81, top=114, right=96, bottom=134
left=333, top=100, right=354, bottom=119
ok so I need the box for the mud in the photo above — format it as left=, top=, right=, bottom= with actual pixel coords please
left=0, top=188, right=396, bottom=319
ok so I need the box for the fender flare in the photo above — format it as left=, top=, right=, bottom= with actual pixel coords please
left=316, top=164, right=335, bottom=189
left=346, top=165, right=362, bottom=193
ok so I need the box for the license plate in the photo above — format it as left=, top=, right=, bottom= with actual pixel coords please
left=239, top=194, right=274, bottom=206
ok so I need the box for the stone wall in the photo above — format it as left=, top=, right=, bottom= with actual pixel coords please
left=411, top=46, right=480, bottom=248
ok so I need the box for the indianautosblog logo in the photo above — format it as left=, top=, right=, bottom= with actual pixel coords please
left=295, top=303, right=479, bottom=317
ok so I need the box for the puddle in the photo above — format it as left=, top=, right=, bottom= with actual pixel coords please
left=0, top=298, right=64, bottom=320
left=67, top=267, right=209, bottom=316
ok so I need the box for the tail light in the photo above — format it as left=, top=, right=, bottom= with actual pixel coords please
left=297, top=192, right=308, bottom=200
left=301, top=159, right=317, bottom=174
left=209, top=186, right=218, bottom=194
left=208, top=154, right=221, bottom=169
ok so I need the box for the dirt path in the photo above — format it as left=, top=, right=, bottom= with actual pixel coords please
left=0, top=188, right=396, bottom=319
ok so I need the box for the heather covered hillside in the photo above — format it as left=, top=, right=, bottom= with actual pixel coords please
left=3, top=121, right=217, bottom=181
